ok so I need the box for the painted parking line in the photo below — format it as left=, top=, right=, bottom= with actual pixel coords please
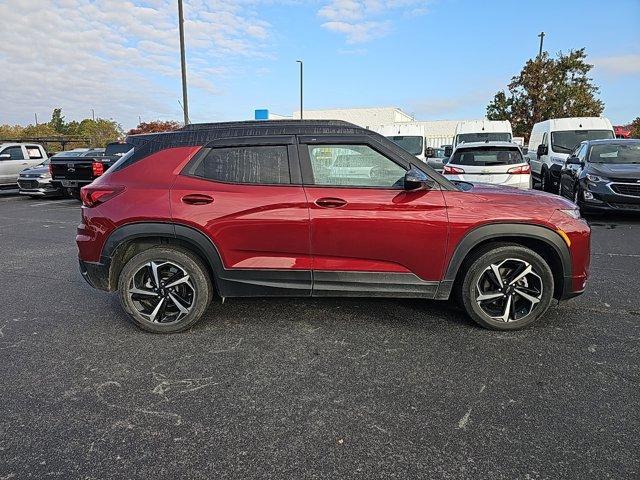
left=28, top=199, right=79, bottom=207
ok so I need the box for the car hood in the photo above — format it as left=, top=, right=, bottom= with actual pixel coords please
left=464, top=182, right=575, bottom=209
left=589, top=163, right=640, bottom=179
left=20, top=165, right=48, bottom=175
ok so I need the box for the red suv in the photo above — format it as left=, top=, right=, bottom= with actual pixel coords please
left=77, top=121, right=590, bottom=333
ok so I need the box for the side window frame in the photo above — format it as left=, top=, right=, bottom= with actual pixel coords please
left=297, top=134, right=410, bottom=189
left=181, top=135, right=302, bottom=186
left=25, top=145, right=44, bottom=160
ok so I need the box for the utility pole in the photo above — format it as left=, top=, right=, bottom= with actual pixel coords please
left=178, top=0, right=190, bottom=125
left=537, top=32, right=545, bottom=58
left=34, top=113, right=38, bottom=125
left=91, top=109, right=95, bottom=121
left=296, top=60, right=303, bottom=120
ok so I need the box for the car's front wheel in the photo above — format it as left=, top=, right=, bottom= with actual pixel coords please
left=117, top=246, right=213, bottom=333
left=459, top=244, right=554, bottom=330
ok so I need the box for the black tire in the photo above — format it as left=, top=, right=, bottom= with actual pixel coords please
left=117, top=246, right=213, bottom=333
left=459, top=244, right=554, bottom=330
left=541, top=167, right=554, bottom=193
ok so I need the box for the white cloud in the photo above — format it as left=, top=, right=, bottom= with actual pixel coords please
left=318, top=0, right=431, bottom=44
left=593, top=54, right=640, bottom=76
left=0, top=0, right=277, bottom=128
left=322, top=20, right=391, bottom=44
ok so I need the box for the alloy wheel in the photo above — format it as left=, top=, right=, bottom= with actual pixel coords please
left=475, top=258, right=543, bottom=322
left=127, top=260, right=196, bottom=324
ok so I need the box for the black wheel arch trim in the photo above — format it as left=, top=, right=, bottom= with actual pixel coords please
left=442, top=223, right=572, bottom=298
left=99, top=221, right=312, bottom=297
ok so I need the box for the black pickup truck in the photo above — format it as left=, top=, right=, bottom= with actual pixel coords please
left=51, top=142, right=132, bottom=196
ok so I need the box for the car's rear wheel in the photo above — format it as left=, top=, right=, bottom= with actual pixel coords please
left=459, top=244, right=554, bottom=330
left=117, top=247, right=213, bottom=333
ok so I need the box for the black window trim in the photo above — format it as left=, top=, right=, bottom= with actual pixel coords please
left=181, top=135, right=302, bottom=186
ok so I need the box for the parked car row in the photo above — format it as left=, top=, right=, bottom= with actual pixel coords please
left=0, top=142, right=132, bottom=198
left=382, top=116, right=639, bottom=215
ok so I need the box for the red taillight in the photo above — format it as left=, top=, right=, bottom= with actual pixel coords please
left=443, top=165, right=465, bottom=174
left=507, top=164, right=531, bottom=175
left=92, top=161, right=105, bottom=177
left=80, top=186, right=124, bottom=208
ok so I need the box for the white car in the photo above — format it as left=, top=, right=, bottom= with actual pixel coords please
left=443, top=141, right=531, bottom=189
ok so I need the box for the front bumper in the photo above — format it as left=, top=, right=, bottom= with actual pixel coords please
left=79, top=258, right=111, bottom=291
left=579, top=179, right=640, bottom=212
left=18, top=177, right=62, bottom=196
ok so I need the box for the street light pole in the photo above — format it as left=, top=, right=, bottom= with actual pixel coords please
left=537, top=31, right=545, bottom=58
left=296, top=60, right=303, bottom=120
left=178, top=0, right=190, bottom=125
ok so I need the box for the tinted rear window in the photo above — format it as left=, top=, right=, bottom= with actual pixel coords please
left=451, top=147, right=523, bottom=166
left=193, top=146, right=290, bottom=184
left=105, top=143, right=133, bottom=156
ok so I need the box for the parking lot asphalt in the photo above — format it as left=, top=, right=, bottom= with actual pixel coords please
left=0, top=189, right=638, bottom=480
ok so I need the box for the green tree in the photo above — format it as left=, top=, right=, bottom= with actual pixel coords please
left=487, top=48, right=604, bottom=138
left=630, top=117, right=640, bottom=138
left=21, top=123, right=58, bottom=138
left=0, top=124, right=25, bottom=139
left=49, top=108, right=67, bottom=133
left=78, top=118, right=124, bottom=147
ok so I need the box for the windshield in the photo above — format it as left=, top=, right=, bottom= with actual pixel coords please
left=386, top=136, right=423, bottom=156
left=551, top=130, right=614, bottom=153
left=589, top=142, right=640, bottom=164
left=456, top=132, right=511, bottom=145
left=429, top=148, right=445, bottom=158
left=450, top=147, right=523, bottom=166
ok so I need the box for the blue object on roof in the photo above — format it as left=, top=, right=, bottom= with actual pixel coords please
left=254, top=109, right=269, bottom=120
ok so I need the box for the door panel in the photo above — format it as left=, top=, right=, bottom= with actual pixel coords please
left=0, top=146, right=28, bottom=184
left=304, top=186, right=448, bottom=281
left=172, top=175, right=311, bottom=271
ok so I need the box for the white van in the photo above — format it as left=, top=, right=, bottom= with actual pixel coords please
left=527, top=117, right=615, bottom=192
left=370, top=122, right=456, bottom=169
left=452, top=120, right=513, bottom=148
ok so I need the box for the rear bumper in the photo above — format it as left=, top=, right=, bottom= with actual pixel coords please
left=79, top=258, right=111, bottom=291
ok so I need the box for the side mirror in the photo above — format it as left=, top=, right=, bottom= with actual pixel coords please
left=566, top=156, right=583, bottom=166
left=444, top=145, right=453, bottom=157
left=536, top=144, right=548, bottom=158
left=0, top=153, right=10, bottom=160
left=424, top=147, right=434, bottom=158
left=404, top=167, right=435, bottom=191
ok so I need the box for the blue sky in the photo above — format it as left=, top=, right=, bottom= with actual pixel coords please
left=1, top=0, right=639, bottom=129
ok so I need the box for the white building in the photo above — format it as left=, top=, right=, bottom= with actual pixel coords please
left=291, top=107, right=414, bottom=128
